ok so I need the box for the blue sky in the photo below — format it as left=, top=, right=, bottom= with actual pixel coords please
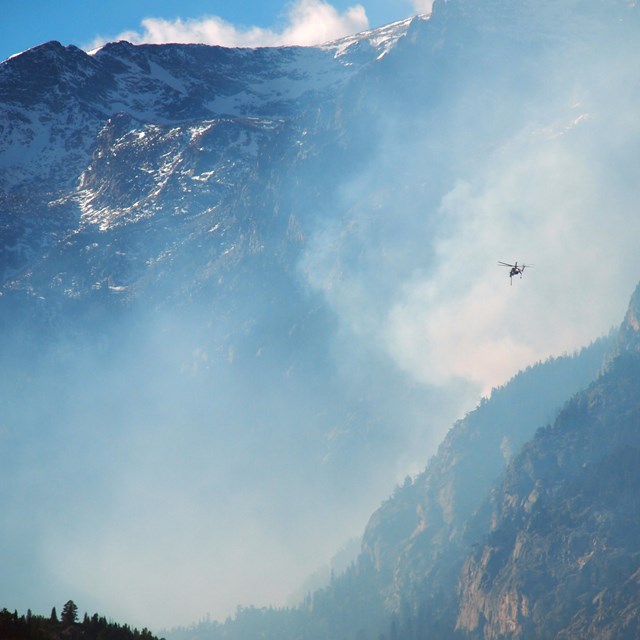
left=0, top=0, right=430, bottom=62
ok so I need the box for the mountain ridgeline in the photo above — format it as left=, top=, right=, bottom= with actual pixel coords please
left=2, top=0, right=640, bottom=634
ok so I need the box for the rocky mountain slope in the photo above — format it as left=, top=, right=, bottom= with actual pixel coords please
left=455, top=285, right=640, bottom=639
left=360, top=338, right=613, bottom=611
left=0, top=17, right=415, bottom=284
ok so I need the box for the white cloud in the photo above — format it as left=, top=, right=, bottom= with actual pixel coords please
left=88, top=0, right=369, bottom=50
left=279, top=0, right=368, bottom=45
left=411, top=0, right=435, bottom=15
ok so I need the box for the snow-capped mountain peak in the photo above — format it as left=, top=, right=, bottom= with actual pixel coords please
left=322, top=14, right=428, bottom=60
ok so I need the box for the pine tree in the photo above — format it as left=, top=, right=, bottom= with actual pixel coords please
left=62, top=600, right=78, bottom=625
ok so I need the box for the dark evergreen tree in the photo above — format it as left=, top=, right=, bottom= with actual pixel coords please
left=62, top=600, right=79, bottom=625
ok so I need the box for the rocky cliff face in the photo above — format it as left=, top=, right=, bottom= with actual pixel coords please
left=455, top=285, right=640, bottom=639
left=613, top=282, right=640, bottom=356
left=360, top=339, right=612, bottom=618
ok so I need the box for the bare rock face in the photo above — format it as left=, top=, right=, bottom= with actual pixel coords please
left=615, top=282, right=640, bottom=355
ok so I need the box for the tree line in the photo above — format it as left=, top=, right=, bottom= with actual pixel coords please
left=0, top=601, right=163, bottom=640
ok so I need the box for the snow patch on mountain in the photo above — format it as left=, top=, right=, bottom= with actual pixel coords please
left=0, top=16, right=416, bottom=195
left=324, top=15, right=428, bottom=60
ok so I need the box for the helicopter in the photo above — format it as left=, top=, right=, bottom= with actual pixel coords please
left=498, top=261, right=533, bottom=285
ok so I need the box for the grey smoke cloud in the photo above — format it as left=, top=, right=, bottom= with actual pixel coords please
left=301, top=12, right=640, bottom=397
left=386, top=111, right=640, bottom=393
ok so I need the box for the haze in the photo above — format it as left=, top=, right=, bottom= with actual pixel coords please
left=1, top=0, right=640, bottom=633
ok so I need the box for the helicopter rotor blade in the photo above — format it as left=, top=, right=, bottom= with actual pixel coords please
left=498, top=261, right=514, bottom=267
